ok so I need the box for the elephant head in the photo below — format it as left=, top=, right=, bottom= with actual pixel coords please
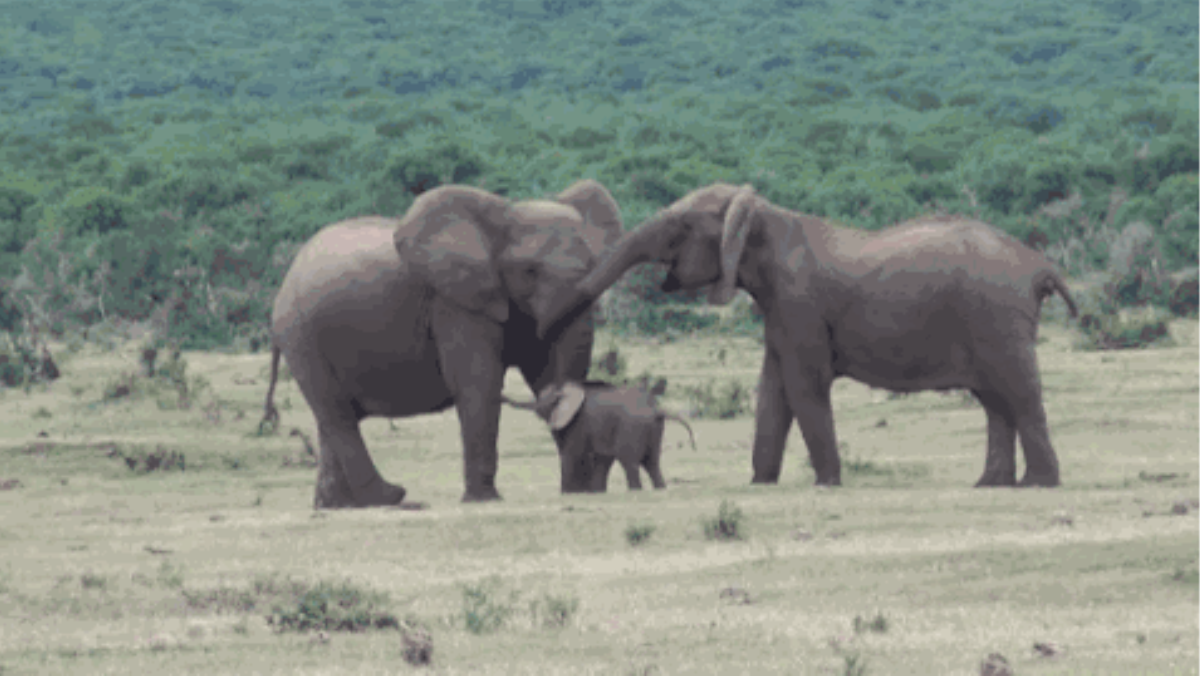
left=395, top=181, right=623, bottom=330
left=537, top=183, right=756, bottom=340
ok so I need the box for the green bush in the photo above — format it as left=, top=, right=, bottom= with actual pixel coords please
left=267, top=579, right=399, bottom=633
left=461, top=577, right=519, bottom=635
left=624, top=523, right=656, bottom=546
left=1077, top=307, right=1172, bottom=351
left=685, top=378, right=752, bottom=419
left=702, top=500, right=745, bottom=541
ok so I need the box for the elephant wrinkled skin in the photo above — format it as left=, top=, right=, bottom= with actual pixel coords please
left=265, top=180, right=623, bottom=507
left=538, top=183, right=1077, bottom=488
left=503, top=379, right=696, bottom=492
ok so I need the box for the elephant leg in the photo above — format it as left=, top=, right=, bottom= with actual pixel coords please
left=982, top=344, right=1061, bottom=487
left=621, top=457, right=643, bottom=490
left=284, top=341, right=405, bottom=509
left=751, top=348, right=797, bottom=484
left=778, top=352, right=840, bottom=486
left=973, top=390, right=1018, bottom=487
left=587, top=454, right=614, bottom=493
left=313, top=416, right=407, bottom=509
left=431, top=301, right=506, bottom=502
left=645, top=422, right=666, bottom=489
left=557, top=427, right=596, bottom=493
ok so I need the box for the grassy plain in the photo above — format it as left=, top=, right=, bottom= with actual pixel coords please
left=0, top=318, right=1197, bottom=675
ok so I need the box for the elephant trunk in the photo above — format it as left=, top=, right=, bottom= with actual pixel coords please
left=536, top=210, right=678, bottom=341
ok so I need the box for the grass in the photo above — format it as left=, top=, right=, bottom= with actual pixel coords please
left=0, top=321, right=1196, bottom=673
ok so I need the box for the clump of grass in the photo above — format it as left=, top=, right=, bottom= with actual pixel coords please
left=853, top=612, right=889, bottom=635
left=266, top=578, right=400, bottom=633
left=461, top=576, right=519, bottom=634
left=703, top=500, right=745, bottom=541
left=625, top=522, right=656, bottom=546
left=79, top=571, right=109, bottom=590
left=108, top=445, right=186, bottom=473
left=32, top=406, right=51, bottom=419
left=156, top=560, right=185, bottom=589
left=684, top=378, right=752, bottom=419
left=529, top=592, right=580, bottom=629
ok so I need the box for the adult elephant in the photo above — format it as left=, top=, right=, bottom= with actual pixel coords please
left=538, top=183, right=1077, bottom=488
left=268, top=180, right=623, bottom=507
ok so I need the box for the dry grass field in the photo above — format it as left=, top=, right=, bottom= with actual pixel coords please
left=0, top=316, right=1196, bottom=675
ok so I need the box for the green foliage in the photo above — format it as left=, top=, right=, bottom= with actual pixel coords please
left=684, top=378, right=752, bottom=419
left=624, top=523, right=656, bottom=546
left=1077, top=307, right=1172, bottom=351
left=267, top=579, right=400, bottom=633
left=377, top=137, right=487, bottom=197
left=702, top=500, right=745, bottom=541
left=461, top=576, right=519, bottom=635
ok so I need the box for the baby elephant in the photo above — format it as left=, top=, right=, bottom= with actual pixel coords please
left=503, top=379, right=695, bottom=492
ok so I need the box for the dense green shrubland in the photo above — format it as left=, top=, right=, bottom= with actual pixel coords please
left=0, top=0, right=1194, bottom=348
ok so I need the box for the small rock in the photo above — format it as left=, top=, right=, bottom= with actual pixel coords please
left=979, top=652, right=1012, bottom=676
left=209, top=514, right=225, bottom=522
left=1171, top=501, right=1190, bottom=515
left=874, top=418, right=887, bottom=428
left=792, top=529, right=814, bottom=541
left=309, top=630, right=330, bottom=645
left=0, top=479, right=22, bottom=491
left=37, top=430, right=48, bottom=438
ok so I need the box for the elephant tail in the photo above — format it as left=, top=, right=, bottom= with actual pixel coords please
left=1036, top=270, right=1078, bottom=318
left=259, top=344, right=282, bottom=434
left=663, top=414, right=696, bottom=451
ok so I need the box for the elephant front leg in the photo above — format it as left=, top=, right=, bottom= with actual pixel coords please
left=587, top=455, right=614, bottom=493
left=751, top=349, right=796, bottom=484
left=432, top=302, right=506, bottom=502
left=620, top=457, right=643, bottom=490
left=778, top=353, right=840, bottom=486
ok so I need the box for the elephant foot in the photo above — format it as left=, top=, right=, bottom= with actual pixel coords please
left=462, top=486, right=503, bottom=502
left=974, top=471, right=1017, bottom=487
left=1018, top=472, right=1060, bottom=488
left=314, top=477, right=406, bottom=510
left=813, top=475, right=842, bottom=487
left=751, top=473, right=780, bottom=485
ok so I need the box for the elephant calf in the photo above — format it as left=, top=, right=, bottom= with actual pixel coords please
left=503, top=379, right=695, bottom=492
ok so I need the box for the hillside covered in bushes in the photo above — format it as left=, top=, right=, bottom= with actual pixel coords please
left=0, top=0, right=1196, bottom=351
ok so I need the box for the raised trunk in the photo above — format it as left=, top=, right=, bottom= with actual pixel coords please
left=536, top=211, right=678, bottom=341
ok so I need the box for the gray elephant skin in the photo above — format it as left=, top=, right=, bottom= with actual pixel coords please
left=538, top=183, right=1078, bottom=488
left=503, top=379, right=696, bottom=492
left=263, top=180, right=624, bottom=507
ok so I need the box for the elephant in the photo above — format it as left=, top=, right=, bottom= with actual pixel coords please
left=537, top=183, right=1078, bottom=488
left=264, top=179, right=624, bottom=507
left=501, top=379, right=696, bottom=492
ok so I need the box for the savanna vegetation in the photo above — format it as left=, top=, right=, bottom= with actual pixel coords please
left=0, top=322, right=1196, bottom=673
left=0, top=0, right=1196, bottom=362
left=0, top=0, right=1197, bottom=672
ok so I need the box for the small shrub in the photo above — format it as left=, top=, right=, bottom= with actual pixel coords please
left=529, top=592, right=580, bottom=629
left=685, top=379, right=752, bottom=419
left=109, top=445, right=186, bottom=473
left=1077, top=307, right=1172, bottom=350
left=401, top=624, right=434, bottom=665
left=703, top=500, right=745, bottom=541
left=590, top=347, right=628, bottom=382
left=102, top=371, right=139, bottom=400
left=220, top=454, right=245, bottom=471
left=624, top=523, right=656, bottom=546
left=32, top=406, right=51, bottom=419
left=461, top=577, right=519, bottom=634
left=853, top=612, right=889, bottom=634
left=267, top=579, right=399, bottom=633
left=80, top=572, right=109, bottom=590
left=1169, top=271, right=1198, bottom=317
left=156, top=560, right=185, bottom=589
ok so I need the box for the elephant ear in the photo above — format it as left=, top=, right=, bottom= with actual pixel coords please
left=709, top=184, right=758, bottom=306
left=555, top=179, right=624, bottom=257
left=394, top=186, right=512, bottom=323
left=548, top=381, right=587, bottom=431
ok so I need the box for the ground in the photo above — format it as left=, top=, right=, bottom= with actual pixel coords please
left=0, top=317, right=1196, bottom=675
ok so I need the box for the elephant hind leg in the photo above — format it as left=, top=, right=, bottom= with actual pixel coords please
left=313, top=418, right=407, bottom=509
left=972, top=390, right=1018, bottom=487
left=976, top=345, right=1061, bottom=488
left=621, top=458, right=644, bottom=490
left=644, top=422, right=667, bottom=489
